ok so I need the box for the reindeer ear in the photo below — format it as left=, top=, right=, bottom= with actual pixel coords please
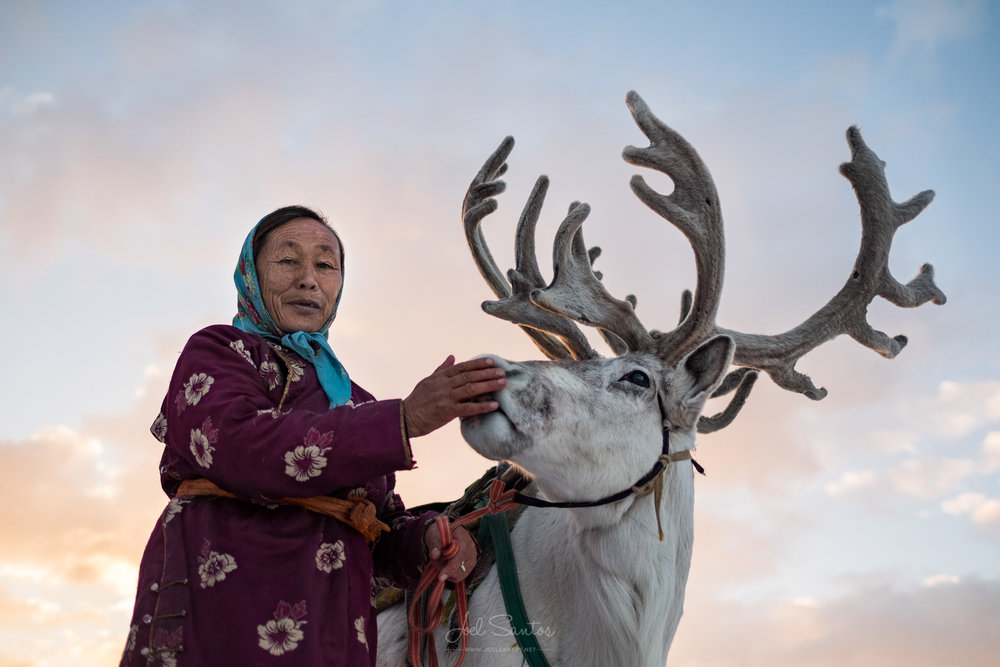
left=671, top=335, right=735, bottom=428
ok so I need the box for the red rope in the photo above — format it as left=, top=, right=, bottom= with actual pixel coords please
left=408, top=480, right=520, bottom=667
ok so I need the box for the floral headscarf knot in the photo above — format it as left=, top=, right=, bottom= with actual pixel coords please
left=232, top=217, right=351, bottom=408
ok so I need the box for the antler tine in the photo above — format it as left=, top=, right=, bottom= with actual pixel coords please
left=717, top=126, right=946, bottom=400
left=570, top=231, right=635, bottom=356
left=697, top=368, right=759, bottom=434
left=622, top=93, right=944, bottom=402
left=622, top=91, right=726, bottom=364
left=677, top=289, right=693, bottom=325
left=464, top=136, right=657, bottom=359
left=530, top=200, right=655, bottom=352
left=463, top=137, right=595, bottom=360
left=841, top=126, right=945, bottom=309
left=463, top=136, right=516, bottom=299
left=486, top=176, right=597, bottom=360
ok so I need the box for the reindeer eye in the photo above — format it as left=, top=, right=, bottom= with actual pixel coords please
left=620, top=370, right=651, bottom=388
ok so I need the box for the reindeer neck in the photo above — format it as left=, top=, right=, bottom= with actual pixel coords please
left=509, top=453, right=696, bottom=666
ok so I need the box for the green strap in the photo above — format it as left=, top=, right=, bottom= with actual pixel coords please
left=480, top=512, right=553, bottom=667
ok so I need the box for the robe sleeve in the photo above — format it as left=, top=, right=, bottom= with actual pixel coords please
left=161, top=325, right=413, bottom=500
left=371, top=473, right=437, bottom=587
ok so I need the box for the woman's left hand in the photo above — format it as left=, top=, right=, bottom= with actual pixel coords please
left=424, top=523, right=478, bottom=583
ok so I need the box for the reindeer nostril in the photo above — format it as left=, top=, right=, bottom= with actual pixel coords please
left=496, top=361, right=526, bottom=380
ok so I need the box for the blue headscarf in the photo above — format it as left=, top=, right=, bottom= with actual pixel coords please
left=232, top=216, right=352, bottom=408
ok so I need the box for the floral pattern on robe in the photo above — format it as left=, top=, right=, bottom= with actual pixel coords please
left=121, top=325, right=434, bottom=666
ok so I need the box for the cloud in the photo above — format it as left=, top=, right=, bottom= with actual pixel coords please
left=932, top=380, right=1000, bottom=437
left=687, top=499, right=807, bottom=594
left=888, top=456, right=976, bottom=497
left=868, top=429, right=919, bottom=454
left=0, top=86, right=54, bottom=119
left=822, top=422, right=1000, bottom=506
left=0, top=573, right=132, bottom=666
left=877, top=379, right=1000, bottom=445
left=983, top=432, right=1000, bottom=472
left=0, top=389, right=169, bottom=664
left=670, top=576, right=1000, bottom=666
left=941, top=492, right=1000, bottom=531
left=922, top=573, right=960, bottom=586
left=134, top=364, right=166, bottom=399
left=826, top=469, right=877, bottom=496
left=0, top=424, right=163, bottom=567
left=820, top=420, right=1000, bottom=506
left=941, top=491, right=988, bottom=514
left=878, top=0, right=987, bottom=58
left=974, top=500, right=1000, bottom=528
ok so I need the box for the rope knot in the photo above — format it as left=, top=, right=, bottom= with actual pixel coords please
left=630, top=450, right=695, bottom=542
left=408, top=479, right=519, bottom=666
left=347, top=497, right=387, bottom=543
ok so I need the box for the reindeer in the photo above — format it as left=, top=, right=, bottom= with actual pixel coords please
left=376, top=91, right=946, bottom=667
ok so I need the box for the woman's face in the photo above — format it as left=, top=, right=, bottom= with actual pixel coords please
left=257, top=218, right=343, bottom=333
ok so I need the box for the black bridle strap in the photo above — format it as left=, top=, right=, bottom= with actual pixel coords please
left=508, top=393, right=705, bottom=512
left=509, top=450, right=701, bottom=510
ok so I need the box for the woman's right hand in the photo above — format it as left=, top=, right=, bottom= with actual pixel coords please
left=402, top=356, right=506, bottom=438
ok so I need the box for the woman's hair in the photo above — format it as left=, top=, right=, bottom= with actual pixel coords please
left=251, top=205, right=343, bottom=264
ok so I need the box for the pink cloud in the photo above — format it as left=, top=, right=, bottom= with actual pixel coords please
left=671, top=576, right=1000, bottom=666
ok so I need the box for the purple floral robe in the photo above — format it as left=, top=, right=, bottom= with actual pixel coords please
left=121, top=325, right=433, bottom=666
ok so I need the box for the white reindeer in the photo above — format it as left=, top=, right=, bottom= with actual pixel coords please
left=376, top=91, right=945, bottom=667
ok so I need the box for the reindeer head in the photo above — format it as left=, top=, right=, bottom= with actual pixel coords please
left=461, top=342, right=732, bottom=504
left=459, top=91, right=945, bottom=509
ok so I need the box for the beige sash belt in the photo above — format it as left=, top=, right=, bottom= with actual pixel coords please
left=175, top=478, right=390, bottom=544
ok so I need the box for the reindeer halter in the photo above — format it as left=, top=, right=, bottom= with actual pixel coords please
left=506, top=392, right=703, bottom=541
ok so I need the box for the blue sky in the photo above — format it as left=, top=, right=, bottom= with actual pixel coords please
left=1, top=0, right=998, bottom=664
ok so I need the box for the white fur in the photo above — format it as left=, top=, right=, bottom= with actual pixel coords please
left=377, top=338, right=734, bottom=667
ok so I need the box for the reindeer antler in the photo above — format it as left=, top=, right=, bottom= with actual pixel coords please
left=622, top=91, right=726, bottom=365
left=623, top=91, right=946, bottom=400
left=463, top=91, right=945, bottom=431
left=531, top=200, right=655, bottom=352
left=462, top=137, right=595, bottom=360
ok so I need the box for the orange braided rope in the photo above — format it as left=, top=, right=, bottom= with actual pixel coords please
left=408, top=480, right=520, bottom=667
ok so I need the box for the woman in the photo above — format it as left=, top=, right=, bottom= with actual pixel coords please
left=121, top=205, right=504, bottom=666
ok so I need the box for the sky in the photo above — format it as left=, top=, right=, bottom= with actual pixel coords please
left=1, top=0, right=998, bottom=664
